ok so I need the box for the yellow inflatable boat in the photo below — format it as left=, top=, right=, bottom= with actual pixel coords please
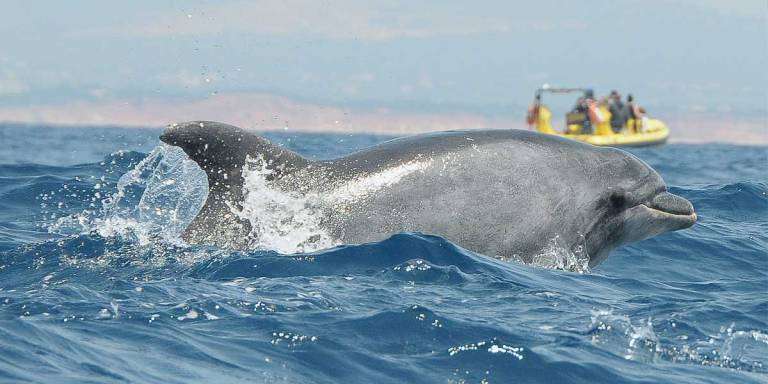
left=528, top=86, right=669, bottom=147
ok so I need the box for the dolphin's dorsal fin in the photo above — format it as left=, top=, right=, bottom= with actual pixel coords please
left=160, top=121, right=310, bottom=247
left=161, top=121, right=309, bottom=199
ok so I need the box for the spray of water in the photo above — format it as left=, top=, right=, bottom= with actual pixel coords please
left=588, top=310, right=768, bottom=370
left=49, top=145, right=207, bottom=245
left=233, top=155, right=338, bottom=253
left=518, top=235, right=591, bottom=273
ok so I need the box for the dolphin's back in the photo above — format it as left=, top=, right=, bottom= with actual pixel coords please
left=308, top=129, right=591, bottom=259
left=326, top=129, right=581, bottom=174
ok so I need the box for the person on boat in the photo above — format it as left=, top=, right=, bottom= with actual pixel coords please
left=526, top=94, right=542, bottom=126
left=566, top=97, right=586, bottom=134
left=582, top=90, right=604, bottom=134
left=625, top=94, right=644, bottom=133
left=594, top=97, right=614, bottom=136
left=565, top=90, right=603, bottom=135
left=607, top=90, right=626, bottom=133
left=527, top=94, right=555, bottom=134
left=637, top=106, right=649, bottom=132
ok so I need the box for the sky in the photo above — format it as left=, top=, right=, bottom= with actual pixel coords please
left=0, top=1, right=766, bottom=138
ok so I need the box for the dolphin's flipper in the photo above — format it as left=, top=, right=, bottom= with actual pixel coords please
left=160, top=121, right=310, bottom=247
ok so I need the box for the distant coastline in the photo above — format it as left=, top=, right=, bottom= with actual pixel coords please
left=1, top=92, right=765, bottom=145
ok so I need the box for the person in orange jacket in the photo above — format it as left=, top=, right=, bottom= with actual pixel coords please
left=526, top=94, right=542, bottom=127
left=581, top=89, right=605, bottom=134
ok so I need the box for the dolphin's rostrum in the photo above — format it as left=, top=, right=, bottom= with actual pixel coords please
left=161, top=121, right=696, bottom=268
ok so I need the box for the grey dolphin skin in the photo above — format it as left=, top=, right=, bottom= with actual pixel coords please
left=160, top=121, right=696, bottom=268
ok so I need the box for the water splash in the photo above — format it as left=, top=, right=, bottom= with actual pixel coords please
left=588, top=310, right=767, bottom=371
left=48, top=145, right=207, bottom=245
left=234, top=155, right=338, bottom=253
left=232, top=155, right=433, bottom=254
left=518, top=236, right=591, bottom=273
left=47, top=147, right=435, bottom=257
left=588, top=310, right=661, bottom=362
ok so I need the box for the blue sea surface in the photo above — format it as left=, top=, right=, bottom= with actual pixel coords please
left=0, top=123, right=766, bottom=383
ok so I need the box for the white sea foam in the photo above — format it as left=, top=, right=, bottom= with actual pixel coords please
left=233, top=155, right=336, bottom=253
left=231, top=155, right=432, bottom=254
left=448, top=339, right=525, bottom=360
left=518, top=235, right=590, bottom=273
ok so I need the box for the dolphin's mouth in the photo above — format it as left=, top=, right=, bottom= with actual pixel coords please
left=630, top=192, right=698, bottom=234
left=635, top=191, right=697, bottom=229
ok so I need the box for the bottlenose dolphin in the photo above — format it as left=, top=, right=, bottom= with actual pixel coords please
left=160, top=121, right=695, bottom=267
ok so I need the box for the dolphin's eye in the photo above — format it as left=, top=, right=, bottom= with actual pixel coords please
left=610, top=192, right=627, bottom=209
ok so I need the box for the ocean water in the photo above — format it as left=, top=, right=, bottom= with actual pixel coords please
left=0, top=123, right=766, bottom=384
